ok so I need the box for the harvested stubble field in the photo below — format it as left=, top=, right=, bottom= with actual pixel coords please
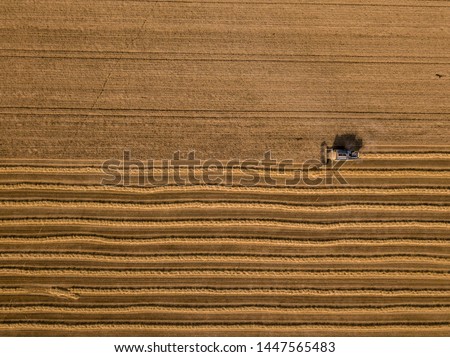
left=0, top=0, right=450, bottom=337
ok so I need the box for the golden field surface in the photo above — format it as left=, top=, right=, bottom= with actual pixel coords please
left=0, top=0, right=449, bottom=336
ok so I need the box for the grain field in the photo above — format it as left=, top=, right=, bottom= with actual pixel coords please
left=0, top=0, right=449, bottom=336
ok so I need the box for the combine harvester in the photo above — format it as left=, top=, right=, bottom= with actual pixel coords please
left=321, top=134, right=362, bottom=164
left=326, top=148, right=359, bottom=162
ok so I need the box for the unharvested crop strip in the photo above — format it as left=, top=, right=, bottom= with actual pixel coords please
left=0, top=252, right=448, bottom=263
left=1, top=218, right=449, bottom=230
left=362, top=153, right=450, bottom=159
left=0, top=267, right=448, bottom=277
left=1, top=166, right=450, bottom=177
left=1, top=287, right=449, bottom=296
left=1, top=287, right=449, bottom=297
left=1, top=200, right=449, bottom=212
left=1, top=304, right=449, bottom=313
left=0, top=322, right=449, bottom=332
left=1, top=183, right=449, bottom=195
left=0, top=235, right=448, bottom=245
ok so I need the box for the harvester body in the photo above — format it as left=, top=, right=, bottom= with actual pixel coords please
left=327, top=148, right=359, bottom=162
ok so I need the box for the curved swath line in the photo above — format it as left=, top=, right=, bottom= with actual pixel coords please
left=1, top=200, right=449, bottom=212
left=0, top=322, right=449, bottom=331
left=1, top=218, right=449, bottom=230
left=0, top=267, right=448, bottom=277
left=0, top=235, right=449, bottom=245
left=1, top=183, right=449, bottom=195
left=1, top=304, right=450, bottom=313
left=0, top=252, right=449, bottom=263
left=1, top=287, right=449, bottom=296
